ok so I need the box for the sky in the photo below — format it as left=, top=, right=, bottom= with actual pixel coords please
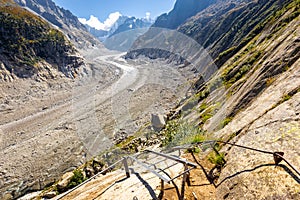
left=52, top=0, right=176, bottom=31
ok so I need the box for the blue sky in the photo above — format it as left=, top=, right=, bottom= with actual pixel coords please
left=52, top=0, right=176, bottom=30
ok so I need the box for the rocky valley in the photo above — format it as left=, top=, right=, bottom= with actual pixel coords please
left=0, top=0, right=299, bottom=199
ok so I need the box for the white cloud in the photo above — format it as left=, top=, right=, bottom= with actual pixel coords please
left=145, top=12, right=151, bottom=21
left=79, top=12, right=122, bottom=31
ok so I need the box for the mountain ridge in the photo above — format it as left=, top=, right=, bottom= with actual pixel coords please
left=14, top=0, right=101, bottom=48
left=153, top=0, right=217, bottom=29
left=109, top=16, right=152, bottom=38
left=0, top=0, right=84, bottom=81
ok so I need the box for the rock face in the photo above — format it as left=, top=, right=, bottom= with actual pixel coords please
left=153, top=0, right=217, bottom=29
left=0, top=1, right=84, bottom=80
left=14, top=0, right=101, bottom=48
left=42, top=191, right=57, bottom=199
left=216, top=95, right=300, bottom=199
left=160, top=0, right=300, bottom=198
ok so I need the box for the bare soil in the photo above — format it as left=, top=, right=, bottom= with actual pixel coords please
left=163, top=153, right=216, bottom=200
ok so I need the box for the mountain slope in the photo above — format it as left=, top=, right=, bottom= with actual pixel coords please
left=0, top=0, right=84, bottom=81
left=128, top=0, right=297, bottom=66
left=153, top=0, right=217, bottom=29
left=165, top=0, right=300, bottom=198
left=179, top=0, right=292, bottom=66
left=14, top=0, right=100, bottom=48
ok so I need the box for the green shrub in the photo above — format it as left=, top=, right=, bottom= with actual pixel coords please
left=161, top=121, right=205, bottom=147
left=67, top=170, right=86, bottom=189
left=201, top=113, right=213, bottom=123
left=199, top=102, right=221, bottom=124
left=208, top=152, right=226, bottom=167
left=191, top=134, right=206, bottom=144
left=161, top=120, right=180, bottom=146
left=218, top=46, right=237, bottom=58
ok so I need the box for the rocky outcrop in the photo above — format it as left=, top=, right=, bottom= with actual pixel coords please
left=0, top=1, right=84, bottom=80
left=56, top=172, right=74, bottom=192
left=14, top=0, right=101, bottom=48
left=216, top=90, right=300, bottom=199
left=42, top=191, right=57, bottom=199
left=37, top=157, right=106, bottom=199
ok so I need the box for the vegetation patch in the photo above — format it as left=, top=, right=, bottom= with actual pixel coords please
left=115, top=135, right=135, bottom=148
left=67, top=169, right=86, bottom=189
left=208, top=152, right=226, bottom=167
left=220, top=117, right=233, bottom=128
left=222, top=50, right=263, bottom=88
left=193, top=88, right=210, bottom=103
left=191, top=134, right=207, bottom=144
left=199, top=102, right=221, bottom=124
left=161, top=120, right=206, bottom=147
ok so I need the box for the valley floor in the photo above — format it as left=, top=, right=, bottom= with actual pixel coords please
left=0, top=47, right=191, bottom=199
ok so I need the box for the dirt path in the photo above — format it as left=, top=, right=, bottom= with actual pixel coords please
left=162, top=153, right=216, bottom=200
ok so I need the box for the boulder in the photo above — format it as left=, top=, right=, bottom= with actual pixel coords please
left=56, top=171, right=74, bottom=191
left=151, top=114, right=166, bottom=131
